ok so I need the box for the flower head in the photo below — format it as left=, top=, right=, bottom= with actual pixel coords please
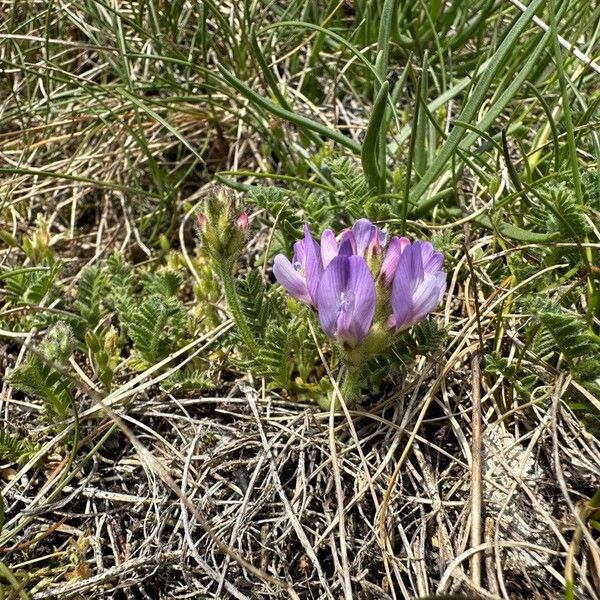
left=389, top=241, right=446, bottom=330
left=273, top=219, right=446, bottom=348
left=197, top=186, right=248, bottom=261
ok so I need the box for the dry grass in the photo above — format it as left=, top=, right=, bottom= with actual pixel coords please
left=2, top=219, right=599, bottom=598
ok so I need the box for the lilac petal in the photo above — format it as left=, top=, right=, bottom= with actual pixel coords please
left=317, top=258, right=346, bottom=338
left=273, top=254, right=312, bottom=305
left=366, top=230, right=383, bottom=261
left=380, top=236, right=409, bottom=287
left=320, top=229, right=338, bottom=268
left=418, top=241, right=434, bottom=263
left=344, top=256, right=376, bottom=343
left=424, top=250, right=444, bottom=273
left=352, top=219, right=376, bottom=256
left=411, top=272, right=446, bottom=322
left=390, top=256, right=413, bottom=329
left=351, top=218, right=387, bottom=258
left=391, top=243, right=423, bottom=328
left=338, top=230, right=355, bottom=256
left=317, top=256, right=375, bottom=345
left=406, top=241, right=425, bottom=282
left=391, top=242, right=447, bottom=329
left=416, top=241, right=443, bottom=274
left=292, top=240, right=306, bottom=269
left=303, top=224, right=322, bottom=305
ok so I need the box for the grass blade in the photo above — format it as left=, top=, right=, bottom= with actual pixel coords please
left=361, top=81, right=390, bottom=192
left=408, top=0, right=546, bottom=210
left=217, top=64, right=362, bottom=154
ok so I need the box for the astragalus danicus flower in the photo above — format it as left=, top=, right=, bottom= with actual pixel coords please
left=273, top=218, right=446, bottom=403
left=274, top=219, right=446, bottom=343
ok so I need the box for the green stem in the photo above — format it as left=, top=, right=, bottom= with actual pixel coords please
left=0, top=560, right=30, bottom=600
left=217, top=259, right=259, bottom=356
left=340, top=364, right=364, bottom=405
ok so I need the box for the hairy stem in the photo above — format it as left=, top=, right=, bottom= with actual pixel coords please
left=340, top=364, right=364, bottom=405
left=217, top=259, right=259, bottom=356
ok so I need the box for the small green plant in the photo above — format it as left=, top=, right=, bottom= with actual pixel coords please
left=525, top=296, right=600, bottom=432
left=7, top=322, right=75, bottom=428
left=0, top=429, right=41, bottom=465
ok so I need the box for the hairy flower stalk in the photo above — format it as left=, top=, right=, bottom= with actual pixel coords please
left=197, top=187, right=258, bottom=356
left=273, top=219, right=446, bottom=405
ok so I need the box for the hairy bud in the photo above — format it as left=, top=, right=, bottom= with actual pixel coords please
left=197, top=186, right=248, bottom=261
left=41, top=322, right=74, bottom=364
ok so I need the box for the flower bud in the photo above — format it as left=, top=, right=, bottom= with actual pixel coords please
left=85, top=331, right=102, bottom=353
left=41, top=322, right=74, bottom=364
left=197, top=186, right=248, bottom=261
left=236, top=211, right=249, bottom=233
left=104, top=326, right=119, bottom=354
left=33, top=215, right=50, bottom=256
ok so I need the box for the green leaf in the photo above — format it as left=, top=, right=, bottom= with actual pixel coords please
left=217, top=64, right=362, bottom=154
left=375, top=0, right=396, bottom=82
left=361, top=80, right=390, bottom=191
left=473, top=214, right=560, bottom=243
left=75, top=266, right=109, bottom=327
left=0, top=429, right=41, bottom=466
left=126, top=295, right=187, bottom=365
left=8, top=359, right=72, bottom=425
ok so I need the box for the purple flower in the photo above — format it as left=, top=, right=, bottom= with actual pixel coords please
left=389, top=241, right=446, bottom=330
left=317, top=255, right=376, bottom=345
left=273, top=224, right=322, bottom=306
left=380, top=236, right=410, bottom=287
left=335, top=218, right=387, bottom=259
left=273, top=218, right=446, bottom=347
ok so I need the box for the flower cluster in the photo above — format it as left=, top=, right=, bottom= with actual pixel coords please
left=273, top=219, right=446, bottom=348
left=197, top=186, right=249, bottom=262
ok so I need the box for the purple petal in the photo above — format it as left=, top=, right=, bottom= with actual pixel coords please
left=352, top=219, right=376, bottom=256
left=418, top=241, right=434, bottom=262
left=338, top=230, right=355, bottom=256
left=406, top=241, right=425, bottom=282
left=344, top=257, right=376, bottom=343
left=351, top=219, right=387, bottom=258
left=366, top=230, right=384, bottom=261
left=317, top=256, right=375, bottom=345
left=411, top=272, right=447, bottom=322
left=317, top=259, right=345, bottom=338
left=416, top=241, right=443, bottom=274
left=273, top=254, right=312, bottom=305
left=320, top=229, right=338, bottom=268
left=292, top=240, right=306, bottom=269
left=380, top=236, right=409, bottom=287
left=390, top=254, right=413, bottom=329
left=390, top=241, right=446, bottom=329
left=424, top=250, right=444, bottom=273
left=302, top=224, right=323, bottom=305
